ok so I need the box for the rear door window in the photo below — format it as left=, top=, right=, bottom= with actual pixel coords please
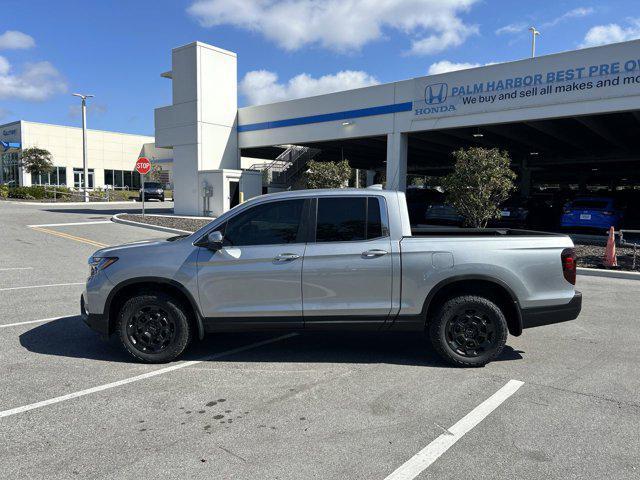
left=315, top=196, right=387, bottom=242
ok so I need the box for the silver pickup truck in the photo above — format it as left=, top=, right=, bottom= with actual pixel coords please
left=82, top=187, right=581, bottom=367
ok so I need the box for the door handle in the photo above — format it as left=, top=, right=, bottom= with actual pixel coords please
left=274, top=253, right=300, bottom=262
left=362, top=249, right=388, bottom=258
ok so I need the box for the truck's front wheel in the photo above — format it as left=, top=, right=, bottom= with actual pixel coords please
left=117, top=292, right=192, bottom=363
left=429, top=295, right=508, bottom=367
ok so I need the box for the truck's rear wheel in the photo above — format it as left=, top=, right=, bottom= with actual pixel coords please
left=117, top=292, right=192, bottom=363
left=429, top=295, right=508, bottom=367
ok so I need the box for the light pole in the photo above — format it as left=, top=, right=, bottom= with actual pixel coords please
left=529, top=26, right=541, bottom=58
left=72, top=93, right=94, bottom=202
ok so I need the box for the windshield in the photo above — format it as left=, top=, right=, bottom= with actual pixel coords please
left=144, top=182, right=162, bottom=189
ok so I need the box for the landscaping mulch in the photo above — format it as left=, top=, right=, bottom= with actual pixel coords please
left=575, top=243, right=639, bottom=271
left=118, top=214, right=212, bottom=233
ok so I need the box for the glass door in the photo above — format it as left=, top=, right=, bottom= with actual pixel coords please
left=73, top=168, right=94, bottom=189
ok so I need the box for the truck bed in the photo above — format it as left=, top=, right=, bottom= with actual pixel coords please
left=410, top=227, right=563, bottom=237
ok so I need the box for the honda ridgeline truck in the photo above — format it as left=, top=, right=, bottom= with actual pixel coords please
left=82, top=187, right=581, bottom=367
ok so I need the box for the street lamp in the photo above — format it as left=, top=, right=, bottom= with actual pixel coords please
left=72, top=93, right=94, bottom=202
left=529, top=26, right=541, bottom=58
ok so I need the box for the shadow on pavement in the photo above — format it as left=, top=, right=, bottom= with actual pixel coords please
left=19, top=316, right=523, bottom=367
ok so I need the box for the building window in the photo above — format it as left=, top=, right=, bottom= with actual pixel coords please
left=1, top=152, right=21, bottom=186
left=104, top=169, right=140, bottom=189
left=31, top=166, right=67, bottom=186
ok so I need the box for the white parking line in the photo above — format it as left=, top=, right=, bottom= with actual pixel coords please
left=27, top=221, right=112, bottom=227
left=0, top=282, right=84, bottom=292
left=0, top=267, right=34, bottom=271
left=0, top=333, right=298, bottom=419
left=384, top=379, right=524, bottom=480
left=0, top=315, right=74, bottom=329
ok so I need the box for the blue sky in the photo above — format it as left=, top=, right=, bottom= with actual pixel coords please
left=1, top=0, right=639, bottom=135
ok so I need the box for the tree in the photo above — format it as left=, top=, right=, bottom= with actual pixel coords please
left=147, top=164, right=164, bottom=183
left=21, top=147, right=54, bottom=178
left=302, top=159, right=352, bottom=189
left=441, top=147, right=516, bottom=228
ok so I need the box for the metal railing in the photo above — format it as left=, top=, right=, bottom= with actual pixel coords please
left=249, top=145, right=320, bottom=189
left=42, top=185, right=136, bottom=203
left=619, top=229, right=640, bottom=269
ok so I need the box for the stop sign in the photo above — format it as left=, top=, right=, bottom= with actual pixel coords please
left=135, top=157, right=151, bottom=175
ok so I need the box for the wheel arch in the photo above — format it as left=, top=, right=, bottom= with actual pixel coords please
left=422, top=275, right=523, bottom=336
left=105, top=277, right=204, bottom=339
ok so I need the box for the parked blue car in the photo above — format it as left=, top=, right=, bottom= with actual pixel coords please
left=560, top=197, right=624, bottom=231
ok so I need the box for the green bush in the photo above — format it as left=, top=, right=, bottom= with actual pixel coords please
left=8, top=186, right=46, bottom=199
left=2, top=185, right=140, bottom=202
left=6, top=185, right=75, bottom=200
left=442, top=147, right=516, bottom=228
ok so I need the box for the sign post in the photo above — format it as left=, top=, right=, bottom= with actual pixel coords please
left=135, top=157, right=151, bottom=218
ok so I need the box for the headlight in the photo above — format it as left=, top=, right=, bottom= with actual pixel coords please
left=88, top=256, right=118, bottom=277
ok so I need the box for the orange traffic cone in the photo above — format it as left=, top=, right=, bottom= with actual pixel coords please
left=603, top=226, right=617, bottom=268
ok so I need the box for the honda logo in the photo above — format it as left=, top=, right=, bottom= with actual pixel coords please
left=424, top=83, right=448, bottom=104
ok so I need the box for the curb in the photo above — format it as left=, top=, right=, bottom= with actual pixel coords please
left=111, top=213, right=193, bottom=235
left=577, top=267, right=640, bottom=280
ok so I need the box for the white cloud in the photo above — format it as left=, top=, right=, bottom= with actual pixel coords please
left=580, top=18, right=640, bottom=47
left=427, top=60, right=481, bottom=74
left=543, top=7, right=594, bottom=28
left=495, top=23, right=525, bottom=35
left=497, top=8, right=594, bottom=36
left=0, top=56, right=67, bottom=101
left=188, top=0, right=479, bottom=55
left=0, top=30, right=36, bottom=50
left=240, top=69, right=379, bottom=105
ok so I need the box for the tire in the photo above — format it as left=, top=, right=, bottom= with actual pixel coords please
left=429, top=295, right=508, bottom=367
left=161, top=196, right=165, bottom=202
left=117, top=292, right=192, bottom=363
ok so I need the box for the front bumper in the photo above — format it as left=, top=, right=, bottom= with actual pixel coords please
left=81, top=293, right=109, bottom=338
left=521, top=291, right=582, bottom=329
left=141, top=192, right=164, bottom=200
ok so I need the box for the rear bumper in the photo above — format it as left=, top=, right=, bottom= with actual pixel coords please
left=81, top=294, right=109, bottom=338
left=521, top=291, right=582, bottom=329
left=560, top=215, right=619, bottom=229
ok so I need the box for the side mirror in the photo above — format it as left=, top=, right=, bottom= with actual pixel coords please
left=196, top=231, right=224, bottom=250
left=206, top=231, right=224, bottom=250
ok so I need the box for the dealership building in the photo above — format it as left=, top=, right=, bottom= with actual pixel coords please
left=0, top=120, right=173, bottom=190
left=154, top=39, right=640, bottom=218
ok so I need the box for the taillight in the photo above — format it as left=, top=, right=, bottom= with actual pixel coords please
left=561, top=248, right=576, bottom=285
left=603, top=211, right=613, bottom=216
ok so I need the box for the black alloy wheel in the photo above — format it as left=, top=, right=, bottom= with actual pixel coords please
left=117, top=292, right=192, bottom=363
left=444, top=307, right=496, bottom=357
left=429, top=295, right=508, bottom=367
left=126, top=305, right=176, bottom=354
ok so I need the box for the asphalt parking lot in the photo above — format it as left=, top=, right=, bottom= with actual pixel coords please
left=1, top=200, right=639, bottom=480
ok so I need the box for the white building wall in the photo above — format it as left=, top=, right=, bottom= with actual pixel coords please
left=238, top=40, right=640, bottom=151
left=154, top=39, right=640, bottom=214
left=155, top=41, right=239, bottom=215
left=17, top=121, right=154, bottom=188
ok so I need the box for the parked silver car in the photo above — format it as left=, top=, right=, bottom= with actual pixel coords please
left=82, top=188, right=581, bottom=367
